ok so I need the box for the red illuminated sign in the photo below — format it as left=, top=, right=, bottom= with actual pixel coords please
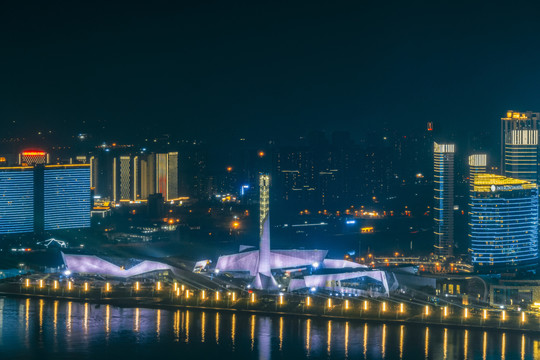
left=22, top=151, right=46, bottom=156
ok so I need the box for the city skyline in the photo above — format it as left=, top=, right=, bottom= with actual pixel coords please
left=4, top=2, right=540, bottom=359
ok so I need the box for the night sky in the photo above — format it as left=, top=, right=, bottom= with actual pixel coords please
left=2, top=1, right=540, bottom=143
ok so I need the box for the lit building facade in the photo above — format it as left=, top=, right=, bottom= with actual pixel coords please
left=468, top=154, right=487, bottom=192
left=433, top=142, right=455, bottom=257
left=43, top=165, right=91, bottom=231
left=501, top=111, right=539, bottom=183
left=0, top=164, right=91, bottom=235
left=0, top=167, right=34, bottom=234
left=470, top=174, right=538, bottom=273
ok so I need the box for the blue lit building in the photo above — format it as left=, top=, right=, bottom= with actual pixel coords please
left=43, top=165, right=91, bottom=231
left=0, top=167, right=34, bottom=234
left=470, top=174, right=538, bottom=273
left=433, top=142, right=455, bottom=257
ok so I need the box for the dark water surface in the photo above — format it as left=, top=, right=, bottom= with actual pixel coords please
left=1, top=296, right=539, bottom=359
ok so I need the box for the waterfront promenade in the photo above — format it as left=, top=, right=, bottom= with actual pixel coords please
left=1, top=280, right=538, bottom=333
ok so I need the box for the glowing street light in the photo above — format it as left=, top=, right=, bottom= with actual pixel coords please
left=84, top=282, right=89, bottom=292
left=201, top=290, right=206, bottom=300
left=279, top=294, right=284, bottom=305
left=483, top=309, right=487, bottom=320
left=502, top=310, right=506, bottom=322
left=521, top=311, right=526, bottom=323
left=250, top=293, right=256, bottom=303
left=25, top=278, right=30, bottom=288
left=53, top=280, right=58, bottom=290
left=215, top=291, right=220, bottom=301
left=345, top=300, right=350, bottom=310
left=464, top=308, right=468, bottom=319
left=425, top=305, right=430, bottom=316
left=156, top=281, right=161, bottom=291
left=105, top=282, right=111, bottom=292
left=327, top=298, right=332, bottom=308
left=364, top=300, right=369, bottom=311
left=400, top=303, right=404, bottom=313
left=443, top=306, right=448, bottom=318
left=382, top=302, right=387, bottom=312
left=135, top=282, right=140, bottom=292
left=306, top=296, right=311, bottom=307
left=39, top=280, right=44, bottom=289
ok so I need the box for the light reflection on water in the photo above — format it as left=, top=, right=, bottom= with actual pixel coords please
left=1, top=296, right=540, bottom=360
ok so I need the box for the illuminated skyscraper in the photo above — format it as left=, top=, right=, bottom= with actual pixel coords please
left=119, top=156, right=131, bottom=201
left=43, top=165, right=91, bottom=231
left=0, top=164, right=90, bottom=235
left=156, top=153, right=169, bottom=199
left=167, top=152, right=179, bottom=200
left=433, top=142, right=455, bottom=257
left=501, top=111, right=539, bottom=183
left=0, top=167, right=34, bottom=234
left=470, top=174, right=538, bottom=273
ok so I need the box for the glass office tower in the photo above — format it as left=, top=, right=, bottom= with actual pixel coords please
left=470, top=174, right=538, bottom=273
left=43, top=165, right=91, bottom=230
left=434, top=142, right=455, bottom=257
left=0, top=167, right=34, bottom=234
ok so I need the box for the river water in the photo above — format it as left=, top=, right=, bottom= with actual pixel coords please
left=1, top=296, right=539, bottom=359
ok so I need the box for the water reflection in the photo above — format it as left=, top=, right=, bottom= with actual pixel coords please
left=363, top=323, right=368, bottom=359
left=522, top=334, right=526, bottom=360
left=84, top=303, right=89, bottom=333
left=0, top=297, right=539, bottom=360
left=231, top=313, right=236, bottom=349
left=399, top=325, right=404, bottom=360
left=464, top=329, right=468, bottom=360
left=425, top=327, right=429, bottom=360
left=344, top=321, right=349, bottom=358
left=305, top=318, right=311, bottom=356
left=250, top=314, right=255, bottom=350
left=327, top=320, right=332, bottom=356
left=382, top=324, right=386, bottom=359
left=443, top=328, right=447, bottom=360
left=502, top=332, right=506, bottom=360
left=185, top=310, right=190, bottom=343
left=200, top=311, right=205, bottom=343
left=105, top=304, right=110, bottom=336
left=215, top=312, right=219, bottom=344
left=279, top=317, right=283, bottom=352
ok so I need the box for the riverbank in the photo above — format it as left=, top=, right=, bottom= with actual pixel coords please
left=2, top=288, right=539, bottom=335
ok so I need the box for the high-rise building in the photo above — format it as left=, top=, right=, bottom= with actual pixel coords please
left=470, top=174, right=538, bottom=273
left=42, top=165, right=91, bottom=231
left=468, top=154, right=487, bottom=192
left=0, top=167, right=34, bottom=234
left=156, top=153, right=169, bottom=200
left=433, top=142, right=455, bottom=257
left=501, top=111, right=539, bottom=183
left=167, top=152, right=179, bottom=200
left=0, top=164, right=91, bottom=235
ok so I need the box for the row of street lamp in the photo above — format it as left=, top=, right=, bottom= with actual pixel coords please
left=22, top=278, right=529, bottom=324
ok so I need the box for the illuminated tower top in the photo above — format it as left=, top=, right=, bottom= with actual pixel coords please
left=259, top=174, right=270, bottom=237
left=19, top=150, right=49, bottom=166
